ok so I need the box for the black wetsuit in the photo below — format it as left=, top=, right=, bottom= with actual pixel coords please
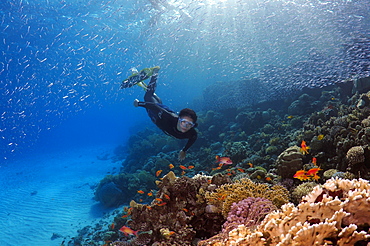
left=137, top=71, right=197, bottom=152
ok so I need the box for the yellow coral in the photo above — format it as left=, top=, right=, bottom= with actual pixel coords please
left=205, top=178, right=289, bottom=217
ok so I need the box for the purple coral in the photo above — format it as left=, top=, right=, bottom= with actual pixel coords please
left=223, top=197, right=276, bottom=233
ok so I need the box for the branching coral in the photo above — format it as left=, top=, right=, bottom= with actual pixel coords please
left=205, top=178, right=289, bottom=217
left=199, top=178, right=370, bottom=246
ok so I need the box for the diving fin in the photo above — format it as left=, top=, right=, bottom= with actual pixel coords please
left=120, top=67, right=159, bottom=89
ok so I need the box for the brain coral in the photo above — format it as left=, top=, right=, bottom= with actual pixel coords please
left=291, top=182, right=318, bottom=204
left=199, top=178, right=370, bottom=246
left=205, top=178, right=289, bottom=217
left=275, top=146, right=304, bottom=179
left=346, top=145, right=365, bottom=169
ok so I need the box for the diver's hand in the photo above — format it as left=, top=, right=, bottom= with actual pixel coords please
left=178, top=150, right=186, bottom=161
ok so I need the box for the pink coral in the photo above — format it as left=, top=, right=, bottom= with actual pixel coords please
left=222, top=197, right=276, bottom=234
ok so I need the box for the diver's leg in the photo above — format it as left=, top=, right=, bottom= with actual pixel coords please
left=144, top=67, right=162, bottom=104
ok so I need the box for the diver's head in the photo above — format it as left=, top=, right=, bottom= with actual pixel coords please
left=177, top=108, right=198, bottom=133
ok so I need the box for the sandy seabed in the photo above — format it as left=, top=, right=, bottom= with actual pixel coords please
left=0, top=145, right=121, bottom=246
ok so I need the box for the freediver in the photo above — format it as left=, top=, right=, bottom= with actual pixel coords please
left=120, top=66, right=198, bottom=161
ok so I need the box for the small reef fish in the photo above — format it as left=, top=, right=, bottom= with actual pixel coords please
left=169, top=164, right=174, bottom=169
left=311, top=157, right=317, bottom=166
left=156, top=170, right=163, bottom=177
left=265, top=177, right=272, bottom=181
left=293, top=170, right=308, bottom=181
left=156, top=202, right=167, bottom=206
left=287, top=115, right=294, bottom=119
left=187, top=165, right=195, bottom=169
left=317, top=134, right=324, bottom=140
left=306, top=167, right=322, bottom=176
left=248, top=163, right=253, bottom=168
left=137, top=190, right=145, bottom=194
left=215, top=155, right=233, bottom=165
left=179, top=165, right=187, bottom=170
left=181, top=170, right=186, bottom=175
left=237, top=168, right=245, bottom=173
left=147, top=192, right=153, bottom=196
left=293, top=168, right=321, bottom=181
left=300, top=140, right=310, bottom=155
left=163, top=194, right=170, bottom=200
left=119, top=226, right=138, bottom=236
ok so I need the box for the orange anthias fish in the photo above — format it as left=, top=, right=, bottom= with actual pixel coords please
left=137, top=190, right=145, bottom=194
left=293, top=170, right=309, bottom=181
left=311, top=157, right=317, bottom=166
left=293, top=167, right=321, bottom=181
left=179, top=165, right=187, bottom=170
left=156, top=170, right=163, bottom=177
left=215, top=155, right=233, bottom=165
left=306, top=167, right=322, bottom=176
left=187, top=165, right=195, bottom=169
left=300, top=140, right=310, bottom=155
left=169, top=164, right=174, bottom=169
left=119, top=226, right=138, bottom=236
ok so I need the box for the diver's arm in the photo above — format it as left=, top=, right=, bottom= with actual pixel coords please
left=182, top=130, right=197, bottom=152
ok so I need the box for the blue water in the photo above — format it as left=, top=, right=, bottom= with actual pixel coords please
left=1, top=0, right=370, bottom=245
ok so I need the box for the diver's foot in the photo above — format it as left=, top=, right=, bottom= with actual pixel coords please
left=152, top=66, right=160, bottom=75
left=137, top=81, right=147, bottom=91
left=133, top=99, right=139, bottom=107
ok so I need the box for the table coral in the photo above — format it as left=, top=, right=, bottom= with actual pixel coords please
left=198, top=178, right=370, bottom=246
left=205, top=178, right=289, bottom=217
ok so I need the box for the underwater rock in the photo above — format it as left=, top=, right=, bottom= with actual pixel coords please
left=95, top=182, right=125, bottom=207
left=353, top=76, right=370, bottom=94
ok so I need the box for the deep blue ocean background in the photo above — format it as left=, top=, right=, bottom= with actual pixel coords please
left=1, top=0, right=370, bottom=245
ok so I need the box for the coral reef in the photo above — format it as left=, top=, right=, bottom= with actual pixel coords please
left=116, top=172, right=225, bottom=245
left=198, top=178, right=370, bottom=246
left=205, top=178, right=289, bottom=217
left=70, top=79, right=370, bottom=245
